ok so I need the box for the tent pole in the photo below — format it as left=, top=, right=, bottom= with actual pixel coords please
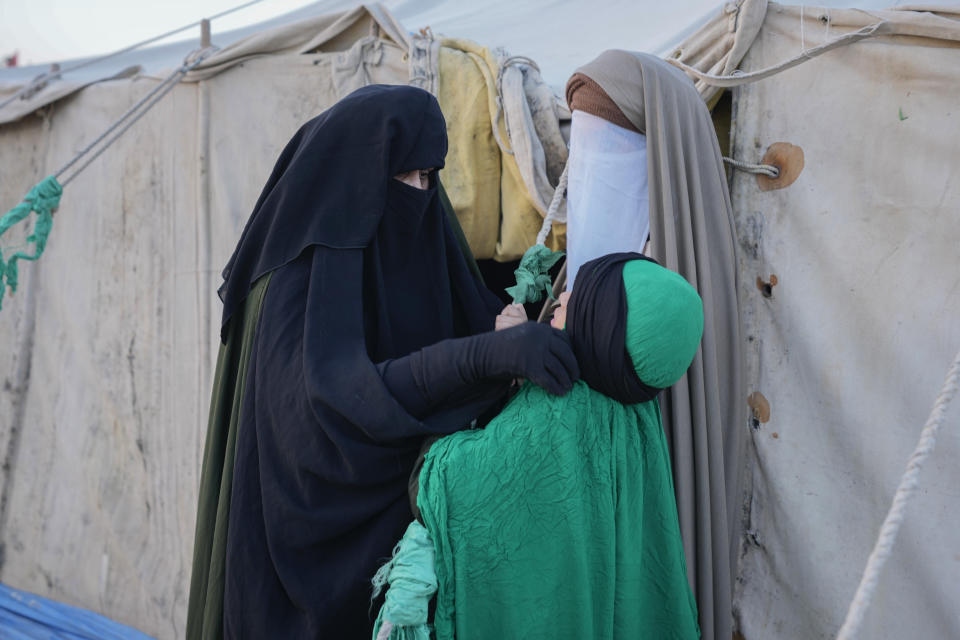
left=200, top=19, right=211, bottom=49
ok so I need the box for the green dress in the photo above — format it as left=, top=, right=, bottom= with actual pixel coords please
left=186, top=273, right=271, bottom=640
left=418, top=380, right=700, bottom=640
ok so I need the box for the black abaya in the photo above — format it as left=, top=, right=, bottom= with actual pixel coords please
left=218, top=86, right=514, bottom=639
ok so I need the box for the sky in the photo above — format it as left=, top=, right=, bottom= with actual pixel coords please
left=0, top=0, right=319, bottom=66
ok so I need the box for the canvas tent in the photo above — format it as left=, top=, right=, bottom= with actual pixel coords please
left=671, top=2, right=960, bottom=638
left=0, top=1, right=958, bottom=638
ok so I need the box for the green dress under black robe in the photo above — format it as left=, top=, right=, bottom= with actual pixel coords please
left=186, top=272, right=271, bottom=640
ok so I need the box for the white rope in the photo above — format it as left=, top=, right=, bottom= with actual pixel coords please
left=535, top=163, right=569, bottom=246
left=492, top=55, right=540, bottom=156
left=668, top=21, right=888, bottom=88
left=57, top=47, right=218, bottom=187
left=722, top=156, right=780, bottom=178
left=836, top=346, right=960, bottom=640
left=0, top=0, right=265, bottom=111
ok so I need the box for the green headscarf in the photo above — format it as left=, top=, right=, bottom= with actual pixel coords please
left=623, top=258, right=704, bottom=389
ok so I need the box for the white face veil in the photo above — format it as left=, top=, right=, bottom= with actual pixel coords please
left=565, top=110, right=649, bottom=289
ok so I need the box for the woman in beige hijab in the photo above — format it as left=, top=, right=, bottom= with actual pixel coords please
left=564, top=50, right=745, bottom=640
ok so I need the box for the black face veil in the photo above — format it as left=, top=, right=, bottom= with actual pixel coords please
left=218, top=83, right=451, bottom=339
left=218, top=85, right=505, bottom=639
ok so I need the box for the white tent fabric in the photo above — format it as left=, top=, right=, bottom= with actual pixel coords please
left=670, top=0, right=770, bottom=105
left=697, top=3, right=960, bottom=637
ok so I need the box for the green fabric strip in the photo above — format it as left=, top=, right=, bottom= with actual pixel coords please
left=505, top=243, right=564, bottom=304
left=0, top=176, right=62, bottom=310
left=370, top=520, right=437, bottom=640
left=186, top=273, right=272, bottom=640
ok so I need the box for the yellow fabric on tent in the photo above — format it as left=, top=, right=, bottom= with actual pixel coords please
left=437, top=37, right=564, bottom=262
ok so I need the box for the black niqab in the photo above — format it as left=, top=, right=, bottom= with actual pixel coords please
left=218, top=83, right=450, bottom=339
left=566, top=252, right=662, bottom=404
left=221, top=85, right=505, bottom=639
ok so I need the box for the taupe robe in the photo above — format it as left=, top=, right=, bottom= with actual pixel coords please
left=573, top=50, right=746, bottom=640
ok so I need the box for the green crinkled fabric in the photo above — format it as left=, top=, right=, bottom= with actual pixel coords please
left=418, top=380, right=700, bottom=640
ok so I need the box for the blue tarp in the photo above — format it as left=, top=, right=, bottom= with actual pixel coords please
left=0, top=583, right=153, bottom=640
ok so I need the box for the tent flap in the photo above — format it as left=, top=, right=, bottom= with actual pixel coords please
left=188, top=3, right=411, bottom=80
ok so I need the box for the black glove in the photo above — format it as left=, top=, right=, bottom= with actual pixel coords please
left=449, top=321, right=579, bottom=394
left=378, top=322, right=580, bottom=417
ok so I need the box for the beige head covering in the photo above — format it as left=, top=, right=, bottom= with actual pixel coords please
left=565, top=73, right=639, bottom=133
left=572, top=50, right=745, bottom=640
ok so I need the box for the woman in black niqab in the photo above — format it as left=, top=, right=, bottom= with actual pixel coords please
left=188, top=85, right=578, bottom=640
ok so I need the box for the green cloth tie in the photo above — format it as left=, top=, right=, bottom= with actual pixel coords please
left=505, top=243, right=564, bottom=304
left=370, top=520, right=437, bottom=640
left=0, top=175, right=62, bottom=310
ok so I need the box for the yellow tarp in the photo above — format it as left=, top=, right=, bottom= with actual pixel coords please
left=437, top=38, right=564, bottom=262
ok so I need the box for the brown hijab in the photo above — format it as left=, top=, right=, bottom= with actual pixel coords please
left=568, top=50, right=745, bottom=640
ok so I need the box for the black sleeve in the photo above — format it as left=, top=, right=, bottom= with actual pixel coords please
left=376, top=336, right=493, bottom=418
left=376, top=322, right=580, bottom=417
left=377, top=356, right=432, bottom=417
